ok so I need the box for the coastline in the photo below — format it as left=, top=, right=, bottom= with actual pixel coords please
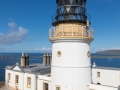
left=91, top=56, right=120, bottom=58
left=0, top=56, right=43, bottom=59
left=0, top=56, right=120, bottom=59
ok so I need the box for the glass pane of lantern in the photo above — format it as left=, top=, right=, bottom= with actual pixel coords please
left=59, top=0, right=65, bottom=6
left=64, top=0, right=71, bottom=5
left=72, top=0, right=77, bottom=5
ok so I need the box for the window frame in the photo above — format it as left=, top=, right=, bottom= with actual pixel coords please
left=27, top=77, right=31, bottom=88
left=43, top=82, right=49, bottom=90
left=57, top=51, right=62, bottom=57
left=56, top=85, right=61, bottom=90
left=15, top=75, right=19, bottom=85
left=97, top=72, right=100, bottom=78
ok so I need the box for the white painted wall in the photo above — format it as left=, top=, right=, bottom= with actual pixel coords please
left=23, top=73, right=37, bottom=90
left=6, top=69, right=51, bottom=90
left=6, top=70, right=37, bottom=90
left=92, top=68, right=120, bottom=87
left=51, top=40, right=92, bottom=90
left=38, top=75, right=51, bottom=90
left=5, top=70, right=12, bottom=86
left=6, top=70, right=24, bottom=90
left=52, top=42, right=91, bottom=67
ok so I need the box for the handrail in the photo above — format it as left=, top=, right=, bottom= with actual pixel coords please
left=49, top=26, right=94, bottom=38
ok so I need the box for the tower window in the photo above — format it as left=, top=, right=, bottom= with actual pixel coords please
left=57, top=51, right=62, bottom=57
left=43, top=83, right=49, bottom=90
left=56, top=85, right=61, bottom=90
left=15, top=75, right=19, bottom=85
left=87, top=51, right=90, bottom=57
left=97, top=72, right=100, bottom=78
left=27, top=77, right=31, bottom=88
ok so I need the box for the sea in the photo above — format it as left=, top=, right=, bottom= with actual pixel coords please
left=0, top=53, right=120, bottom=82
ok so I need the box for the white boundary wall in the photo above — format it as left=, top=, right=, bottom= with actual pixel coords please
left=92, top=68, right=120, bottom=87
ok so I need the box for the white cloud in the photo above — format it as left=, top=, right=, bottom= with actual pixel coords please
left=0, top=48, right=13, bottom=52
left=35, top=47, right=51, bottom=51
left=41, top=47, right=51, bottom=51
left=98, top=47, right=120, bottom=52
left=8, top=22, right=17, bottom=29
left=0, top=22, right=29, bottom=45
left=110, top=48, right=120, bottom=50
left=101, top=47, right=107, bottom=50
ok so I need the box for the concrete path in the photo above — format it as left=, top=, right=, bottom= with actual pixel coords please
left=0, top=86, right=14, bottom=90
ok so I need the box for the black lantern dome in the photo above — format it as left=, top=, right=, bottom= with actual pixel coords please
left=52, top=0, right=89, bottom=26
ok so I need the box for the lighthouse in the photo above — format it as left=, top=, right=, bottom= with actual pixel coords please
left=49, top=0, right=94, bottom=90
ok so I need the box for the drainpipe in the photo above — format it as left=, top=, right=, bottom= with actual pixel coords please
left=36, top=75, right=38, bottom=90
left=23, top=69, right=25, bottom=90
left=23, top=73, right=24, bottom=90
left=23, top=72, right=25, bottom=90
left=49, top=53, right=52, bottom=65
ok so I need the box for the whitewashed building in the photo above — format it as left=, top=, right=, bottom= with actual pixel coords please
left=5, top=52, right=51, bottom=90
left=4, top=54, right=120, bottom=90
left=90, top=63, right=120, bottom=90
left=3, top=0, right=120, bottom=90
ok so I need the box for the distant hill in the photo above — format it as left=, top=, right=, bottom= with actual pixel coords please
left=96, top=50, right=120, bottom=55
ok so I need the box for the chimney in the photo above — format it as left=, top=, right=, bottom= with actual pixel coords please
left=43, top=52, right=47, bottom=65
left=49, top=53, right=52, bottom=65
left=46, top=53, right=50, bottom=65
left=20, top=52, right=26, bottom=67
left=25, top=52, right=29, bottom=67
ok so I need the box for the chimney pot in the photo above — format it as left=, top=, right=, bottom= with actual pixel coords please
left=26, top=52, right=28, bottom=56
left=25, top=52, right=29, bottom=67
left=22, top=52, right=24, bottom=56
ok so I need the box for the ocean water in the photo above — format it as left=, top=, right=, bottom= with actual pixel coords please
left=0, top=53, right=120, bottom=81
left=0, top=53, right=43, bottom=81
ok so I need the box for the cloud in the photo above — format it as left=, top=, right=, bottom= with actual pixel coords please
left=0, top=48, right=13, bottom=52
left=101, top=47, right=107, bottom=50
left=0, top=22, right=29, bottom=45
left=35, top=47, right=52, bottom=51
left=41, top=47, right=51, bottom=51
left=8, top=22, right=17, bottom=29
left=97, top=47, right=120, bottom=52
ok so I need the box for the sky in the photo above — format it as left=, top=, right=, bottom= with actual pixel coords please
left=0, top=0, right=120, bottom=53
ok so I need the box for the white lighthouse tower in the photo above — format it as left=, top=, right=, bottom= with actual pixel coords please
left=49, top=0, right=94, bottom=90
